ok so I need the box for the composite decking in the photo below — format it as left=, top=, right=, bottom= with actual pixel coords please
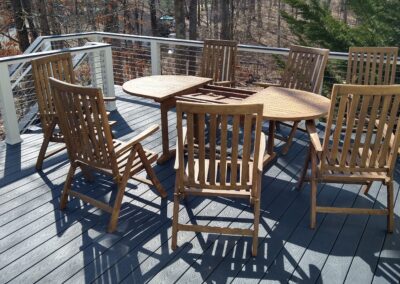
left=0, top=86, right=399, bottom=284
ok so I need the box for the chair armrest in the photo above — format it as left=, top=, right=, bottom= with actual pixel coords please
left=257, top=132, right=267, bottom=172
left=103, top=97, right=116, bottom=102
left=253, top=82, right=281, bottom=88
left=306, top=121, right=323, bottom=153
left=115, top=124, right=159, bottom=156
left=174, top=127, right=187, bottom=170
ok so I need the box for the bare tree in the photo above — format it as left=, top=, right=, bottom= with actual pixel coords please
left=11, top=0, right=30, bottom=51
left=174, top=0, right=186, bottom=39
left=149, top=0, right=158, bottom=36
left=37, top=0, right=51, bottom=35
left=221, top=0, right=233, bottom=40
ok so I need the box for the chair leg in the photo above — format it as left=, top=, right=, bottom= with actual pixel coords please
left=310, top=147, right=317, bottom=229
left=281, top=121, right=299, bottom=155
left=108, top=182, right=127, bottom=233
left=171, top=188, right=181, bottom=250
left=60, top=164, right=77, bottom=210
left=252, top=198, right=260, bottom=257
left=297, top=146, right=311, bottom=190
left=138, top=147, right=167, bottom=198
left=387, top=181, right=394, bottom=233
left=36, top=131, right=52, bottom=170
left=363, top=181, right=373, bottom=195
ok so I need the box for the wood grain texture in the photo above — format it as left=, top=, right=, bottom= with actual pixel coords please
left=242, top=86, right=331, bottom=120
left=173, top=101, right=266, bottom=256
left=122, top=75, right=212, bottom=102
left=200, top=39, right=238, bottom=87
left=302, top=83, right=400, bottom=232
left=49, top=78, right=166, bottom=233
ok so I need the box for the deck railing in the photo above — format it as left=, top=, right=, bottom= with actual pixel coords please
left=1, top=31, right=400, bottom=144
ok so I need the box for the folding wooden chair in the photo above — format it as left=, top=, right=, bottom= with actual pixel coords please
left=49, top=77, right=167, bottom=233
left=256, top=45, right=329, bottom=154
left=346, top=46, right=399, bottom=159
left=200, top=39, right=238, bottom=87
left=172, top=102, right=266, bottom=256
left=298, top=84, right=400, bottom=232
left=31, top=53, right=116, bottom=170
left=346, top=47, right=398, bottom=85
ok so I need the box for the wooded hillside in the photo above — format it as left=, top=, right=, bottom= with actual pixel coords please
left=0, top=0, right=367, bottom=54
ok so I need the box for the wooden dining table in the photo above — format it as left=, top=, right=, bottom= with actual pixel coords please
left=242, top=86, right=331, bottom=164
left=178, top=85, right=331, bottom=165
left=122, top=75, right=212, bottom=164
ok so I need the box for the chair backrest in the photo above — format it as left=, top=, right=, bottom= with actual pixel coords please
left=321, top=84, right=400, bottom=176
left=281, top=45, right=329, bottom=94
left=31, top=53, right=75, bottom=131
left=346, top=47, right=398, bottom=85
left=176, top=102, right=263, bottom=190
left=49, top=77, right=118, bottom=175
left=200, top=39, right=238, bottom=84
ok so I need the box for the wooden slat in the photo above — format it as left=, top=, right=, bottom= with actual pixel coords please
left=241, top=114, right=252, bottom=186
left=197, top=113, right=206, bottom=185
left=220, top=115, right=228, bottom=186
left=209, top=114, right=217, bottom=185
left=230, top=116, right=240, bottom=186
left=187, top=113, right=195, bottom=183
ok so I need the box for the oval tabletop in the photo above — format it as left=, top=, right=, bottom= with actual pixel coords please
left=242, top=86, right=331, bottom=120
left=122, top=75, right=212, bottom=102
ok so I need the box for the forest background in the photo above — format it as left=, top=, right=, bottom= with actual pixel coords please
left=1, top=0, right=399, bottom=56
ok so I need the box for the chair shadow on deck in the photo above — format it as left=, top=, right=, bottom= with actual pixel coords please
left=156, top=177, right=400, bottom=283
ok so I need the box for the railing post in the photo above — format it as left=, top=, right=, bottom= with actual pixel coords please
left=88, top=49, right=103, bottom=91
left=0, top=63, right=22, bottom=144
left=151, top=41, right=161, bottom=75
left=102, top=47, right=117, bottom=111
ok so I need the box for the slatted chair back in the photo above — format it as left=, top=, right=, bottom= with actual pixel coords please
left=176, top=102, right=263, bottom=191
left=281, top=45, right=329, bottom=94
left=49, top=77, right=119, bottom=176
left=321, top=84, right=400, bottom=177
left=346, top=47, right=398, bottom=85
left=200, top=39, right=238, bottom=86
left=31, top=53, right=75, bottom=131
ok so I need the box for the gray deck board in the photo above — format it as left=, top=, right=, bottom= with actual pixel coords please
left=0, top=86, right=399, bottom=284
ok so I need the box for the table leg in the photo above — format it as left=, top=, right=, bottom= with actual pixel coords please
left=263, top=120, right=277, bottom=166
left=157, top=98, right=176, bottom=164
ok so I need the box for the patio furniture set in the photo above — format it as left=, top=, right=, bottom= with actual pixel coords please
left=30, top=40, right=400, bottom=257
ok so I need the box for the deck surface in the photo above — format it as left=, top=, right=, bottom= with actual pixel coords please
left=0, top=87, right=399, bottom=284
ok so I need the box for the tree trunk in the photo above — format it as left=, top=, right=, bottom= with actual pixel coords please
left=189, top=0, right=197, bottom=40
left=188, top=0, right=198, bottom=75
left=174, top=0, right=186, bottom=39
left=149, top=0, right=158, bottom=36
left=21, top=0, right=38, bottom=40
left=212, top=0, right=218, bottom=38
left=277, top=0, right=281, bottom=47
left=48, top=0, right=61, bottom=34
left=104, top=0, right=119, bottom=33
left=220, top=0, right=233, bottom=40
left=87, top=0, right=98, bottom=31
left=11, top=0, right=30, bottom=51
left=37, top=0, right=50, bottom=35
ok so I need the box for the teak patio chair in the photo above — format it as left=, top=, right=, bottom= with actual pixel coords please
left=298, top=84, right=400, bottom=232
left=49, top=77, right=167, bottom=233
left=256, top=45, right=329, bottom=154
left=172, top=102, right=266, bottom=256
left=346, top=47, right=398, bottom=85
left=31, top=53, right=116, bottom=170
left=346, top=46, right=399, bottom=158
left=200, top=39, right=238, bottom=87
